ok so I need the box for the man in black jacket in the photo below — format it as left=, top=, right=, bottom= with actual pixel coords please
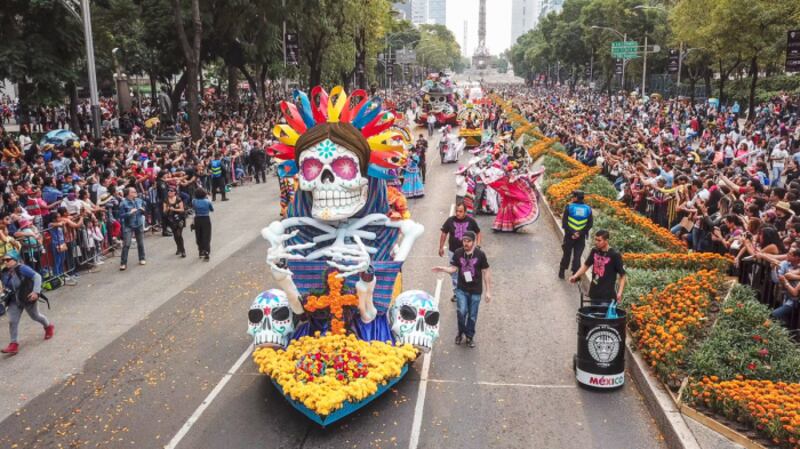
left=248, top=145, right=267, bottom=184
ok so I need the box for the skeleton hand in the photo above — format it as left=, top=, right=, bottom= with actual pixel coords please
left=386, top=219, right=424, bottom=262
left=321, top=235, right=372, bottom=278
left=262, top=222, right=314, bottom=277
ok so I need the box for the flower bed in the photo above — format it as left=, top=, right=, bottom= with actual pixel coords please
left=629, top=270, right=726, bottom=385
left=687, top=378, right=800, bottom=448
left=624, top=253, right=733, bottom=273
left=253, top=333, right=417, bottom=416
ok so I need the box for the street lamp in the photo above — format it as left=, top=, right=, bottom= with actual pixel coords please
left=58, top=0, right=102, bottom=139
left=632, top=4, right=668, bottom=96
left=590, top=25, right=627, bottom=90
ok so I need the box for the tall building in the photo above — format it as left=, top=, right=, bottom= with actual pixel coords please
left=511, top=0, right=539, bottom=45
left=393, top=0, right=446, bottom=26
left=539, top=0, right=564, bottom=21
left=410, top=0, right=428, bottom=25
left=427, top=0, right=446, bottom=25
left=392, top=1, right=412, bottom=20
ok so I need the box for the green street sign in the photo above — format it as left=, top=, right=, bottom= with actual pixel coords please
left=611, top=41, right=640, bottom=59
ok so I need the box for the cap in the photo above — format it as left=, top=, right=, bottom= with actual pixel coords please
left=462, top=231, right=477, bottom=242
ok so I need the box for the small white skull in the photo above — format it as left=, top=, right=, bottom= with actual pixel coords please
left=247, top=289, right=295, bottom=348
left=298, top=138, right=368, bottom=222
left=389, top=290, right=439, bottom=352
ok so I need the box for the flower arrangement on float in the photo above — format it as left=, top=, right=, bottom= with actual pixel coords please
left=623, top=253, right=733, bottom=272
left=253, top=332, right=416, bottom=417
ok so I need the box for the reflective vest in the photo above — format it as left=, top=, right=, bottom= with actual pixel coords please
left=566, top=203, right=591, bottom=232
left=210, top=160, right=223, bottom=178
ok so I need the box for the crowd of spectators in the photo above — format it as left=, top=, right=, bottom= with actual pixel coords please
left=500, top=84, right=800, bottom=329
left=0, top=91, right=280, bottom=288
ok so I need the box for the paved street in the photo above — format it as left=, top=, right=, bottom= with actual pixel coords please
left=0, top=130, right=663, bottom=449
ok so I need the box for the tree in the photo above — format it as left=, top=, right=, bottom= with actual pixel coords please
left=0, top=0, right=83, bottom=122
left=174, top=0, right=202, bottom=140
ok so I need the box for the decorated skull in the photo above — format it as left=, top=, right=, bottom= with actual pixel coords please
left=389, top=290, right=439, bottom=352
left=247, top=289, right=295, bottom=348
left=297, top=138, right=368, bottom=221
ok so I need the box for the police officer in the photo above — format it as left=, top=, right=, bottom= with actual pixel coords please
left=209, top=153, right=228, bottom=202
left=559, top=190, right=592, bottom=279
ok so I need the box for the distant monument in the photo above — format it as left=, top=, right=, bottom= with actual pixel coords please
left=471, top=0, right=492, bottom=70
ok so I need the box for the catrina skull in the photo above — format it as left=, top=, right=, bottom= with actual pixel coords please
left=298, top=138, right=368, bottom=221
left=389, top=290, right=439, bottom=352
left=247, top=289, right=295, bottom=348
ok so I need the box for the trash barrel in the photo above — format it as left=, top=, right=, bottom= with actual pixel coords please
left=574, top=305, right=626, bottom=390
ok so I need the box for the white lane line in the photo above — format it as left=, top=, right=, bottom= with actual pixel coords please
left=427, top=379, right=576, bottom=389
left=164, top=345, right=252, bottom=449
left=408, top=277, right=442, bottom=449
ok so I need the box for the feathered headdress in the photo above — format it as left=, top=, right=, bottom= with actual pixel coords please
left=269, top=86, right=406, bottom=180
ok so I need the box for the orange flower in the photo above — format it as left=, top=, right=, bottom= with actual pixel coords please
left=305, top=272, right=360, bottom=335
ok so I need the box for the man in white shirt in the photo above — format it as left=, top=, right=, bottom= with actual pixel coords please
left=771, top=142, right=789, bottom=187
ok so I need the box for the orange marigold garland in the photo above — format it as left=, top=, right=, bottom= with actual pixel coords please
left=304, top=272, right=360, bottom=335
left=623, top=252, right=733, bottom=272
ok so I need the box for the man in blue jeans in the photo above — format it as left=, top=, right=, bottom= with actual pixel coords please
left=433, top=231, right=492, bottom=348
left=119, top=187, right=147, bottom=271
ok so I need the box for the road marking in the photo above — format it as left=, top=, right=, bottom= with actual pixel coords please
left=427, top=379, right=576, bottom=389
left=408, top=277, right=442, bottom=449
left=164, top=345, right=252, bottom=449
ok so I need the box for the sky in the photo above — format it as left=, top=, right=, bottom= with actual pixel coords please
left=445, top=0, right=512, bottom=57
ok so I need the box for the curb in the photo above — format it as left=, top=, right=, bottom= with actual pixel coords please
left=537, top=183, right=702, bottom=449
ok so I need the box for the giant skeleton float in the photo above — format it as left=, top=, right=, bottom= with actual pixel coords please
left=247, top=86, right=438, bottom=425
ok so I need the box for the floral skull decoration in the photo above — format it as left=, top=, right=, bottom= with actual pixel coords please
left=298, top=138, right=368, bottom=221
left=389, top=290, right=439, bottom=352
left=247, top=289, right=295, bottom=348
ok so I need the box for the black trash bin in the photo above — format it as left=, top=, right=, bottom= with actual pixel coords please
left=574, top=304, right=626, bottom=390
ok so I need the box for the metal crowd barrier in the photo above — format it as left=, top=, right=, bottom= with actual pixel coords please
left=737, top=258, right=800, bottom=332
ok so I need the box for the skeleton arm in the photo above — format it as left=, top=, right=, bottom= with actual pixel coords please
left=386, top=219, right=425, bottom=262
left=356, top=275, right=377, bottom=323
left=261, top=219, right=317, bottom=315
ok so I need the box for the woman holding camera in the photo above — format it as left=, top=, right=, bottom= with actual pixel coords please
left=163, top=188, right=186, bottom=258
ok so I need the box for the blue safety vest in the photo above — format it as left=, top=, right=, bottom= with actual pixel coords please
left=210, top=160, right=223, bottom=178
left=566, top=203, right=591, bottom=232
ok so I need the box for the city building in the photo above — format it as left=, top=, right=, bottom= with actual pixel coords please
left=539, top=0, right=564, bottom=21
left=427, top=0, right=446, bottom=25
left=393, top=0, right=446, bottom=26
left=511, top=0, right=540, bottom=45
left=392, top=1, right=412, bottom=20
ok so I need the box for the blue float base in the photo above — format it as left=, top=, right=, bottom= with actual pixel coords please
left=271, top=364, right=410, bottom=427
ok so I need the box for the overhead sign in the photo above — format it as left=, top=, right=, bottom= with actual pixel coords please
left=668, top=49, right=679, bottom=73
left=611, top=41, right=639, bottom=60
left=396, top=48, right=416, bottom=65
left=285, top=32, right=299, bottom=66
left=787, top=30, right=800, bottom=72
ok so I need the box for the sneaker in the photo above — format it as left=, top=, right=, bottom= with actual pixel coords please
left=119, top=265, right=127, bottom=271
left=180, top=252, right=186, bottom=258
left=451, top=295, right=456, bottom=303
left=44, top=324, right=55, bottom=340
left=454, top=335, right=463, bottom=345
left=139, top=260, right=146, bottom=266
left=466, top=337, right=475, bottom=348
left=558, top=269, right=565, bottom=280
left=1, top=342, right=19, bottom=355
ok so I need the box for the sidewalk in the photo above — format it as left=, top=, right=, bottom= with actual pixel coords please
left=0, top=180, right=279, bottom=422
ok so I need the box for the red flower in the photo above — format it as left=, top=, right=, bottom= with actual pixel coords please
left=747, top=362, right=757, bottom=371
left=752, top=335, right=762, bottom=342
left=758, top=348, right=769, bottom=357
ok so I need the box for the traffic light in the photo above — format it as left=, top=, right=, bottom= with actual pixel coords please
left=285, top=32, right=299, bottom=66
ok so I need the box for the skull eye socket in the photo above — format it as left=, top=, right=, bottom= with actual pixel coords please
left=331, top=156, right=358, bottom=180
left=399, top=305, right=416, bottom=321
left=301, top=158, right=323, bottom=181
left=248, top=308, right=264, bottom=324
left=424, top=311, right=440, bottom=326
left=271, top=306, right=291, bottom=321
